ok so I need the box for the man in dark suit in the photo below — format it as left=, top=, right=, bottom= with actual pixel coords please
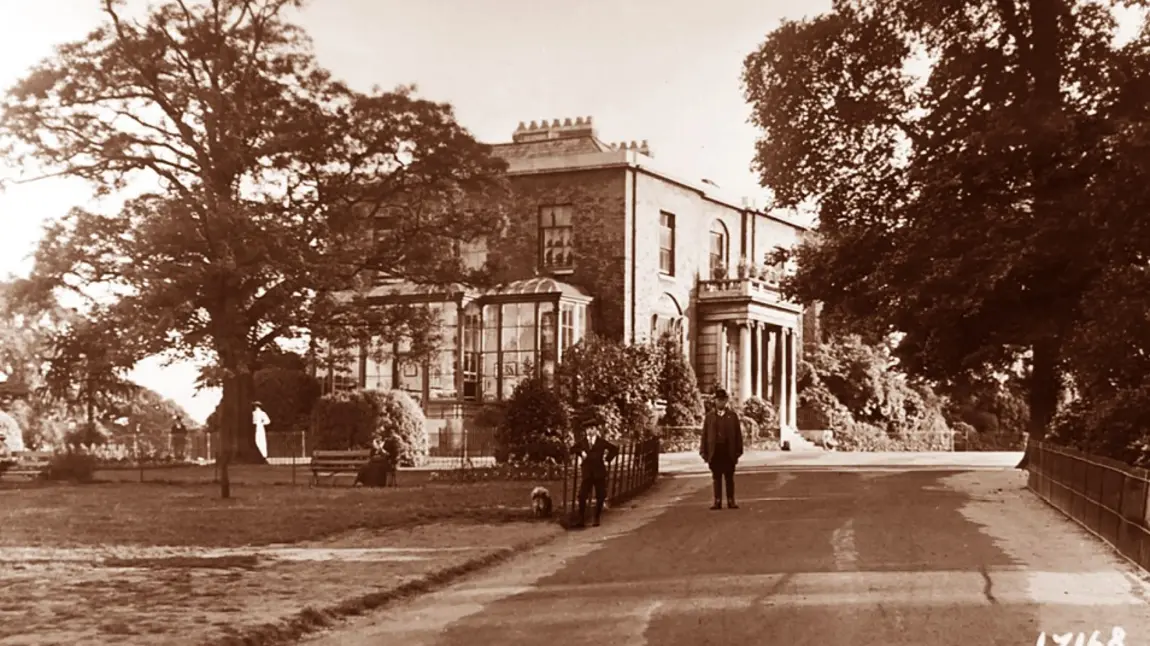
left=700, top=388, right=744, bottom=510
left=571, top=414, right=620, bottom=528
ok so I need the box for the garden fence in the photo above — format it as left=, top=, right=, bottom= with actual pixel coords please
left=1025, top=441, right=1150, bottom=571
left=560, top=437, right=660, bottom=518
left=183, top=430, right=308, bottom=466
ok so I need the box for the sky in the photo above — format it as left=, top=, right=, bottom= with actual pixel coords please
left=0, top=0, right=830, bottom=422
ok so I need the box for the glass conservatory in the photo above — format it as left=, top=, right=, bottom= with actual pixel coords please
left=357, top=277, right=592, bottom=404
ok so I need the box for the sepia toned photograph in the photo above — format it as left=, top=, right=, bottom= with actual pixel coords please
left=1, top=1, right=1149, bottom=644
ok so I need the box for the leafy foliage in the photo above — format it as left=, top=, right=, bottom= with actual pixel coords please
left=655, top=334, right=704, bottom=427
left=0, top=410, right=24, bottom=453
left=496, top=376, right=569, bottom=464
left=740, top=397, right=779, bottom=436
left=555, top=336, right=662, bottom=441
left=370, top=389, right=427, bottom=467
left=308, top=388, right=428, bottom=466
left=0, top=0, right=510, bottom=485
left=797, top=335, right=955, bottom=451
left=253, top=365, right=321, bottom=434
left=310, top=390, right=377, bottom=452
left=742, top=0, right=1150, bottom=443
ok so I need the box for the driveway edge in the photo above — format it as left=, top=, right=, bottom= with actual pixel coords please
left=204, top=529, right=563, bottom=646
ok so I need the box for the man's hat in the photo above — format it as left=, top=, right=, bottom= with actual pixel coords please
left=713, top=388, right=729, bottom=400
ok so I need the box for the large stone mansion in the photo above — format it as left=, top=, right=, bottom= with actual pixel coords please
left=322, top=116, right=812, bottom=440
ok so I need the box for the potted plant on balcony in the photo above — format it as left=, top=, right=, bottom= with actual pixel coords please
left=711, top=262, right=728, bottom=280
left=736, top=257, right=753, bottom=279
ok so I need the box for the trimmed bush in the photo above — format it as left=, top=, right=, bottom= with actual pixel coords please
left=498, top=376, right=569, bottom=464
left=0, top=410, right=24, bottom=453
left=310, top=390, right=377, bottom=451
left=370, top=389, right=428, bottom=467
left=740, top=397, right=779, bottom=435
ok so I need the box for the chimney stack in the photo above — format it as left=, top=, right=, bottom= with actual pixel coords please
left=512, top=116, right=598, bottom=143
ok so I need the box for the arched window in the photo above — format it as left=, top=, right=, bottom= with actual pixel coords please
left=652, top=293, right=684, bottom=341
left=709, top=221, right=729, bottom=279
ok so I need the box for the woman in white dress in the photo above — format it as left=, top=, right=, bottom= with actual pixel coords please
left=252, top=402, right=270, bottom=459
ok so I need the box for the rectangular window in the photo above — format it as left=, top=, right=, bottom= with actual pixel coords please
left=560, top=304, right=575, bottom=352
left=462, top=309, right=481, bottom=400
left=659, top=212, right=675, bottom=275
left=540, top=205, right=575, bottom=272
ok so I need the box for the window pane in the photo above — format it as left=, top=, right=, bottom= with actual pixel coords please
left=429, top=350, right=456, bottom=399
left=482, top=352, right=499, bottom=398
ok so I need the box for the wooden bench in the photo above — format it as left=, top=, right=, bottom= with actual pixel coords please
left=2, top=451, right=52, bottom=480
left=310, top=449, right=372, bottom=487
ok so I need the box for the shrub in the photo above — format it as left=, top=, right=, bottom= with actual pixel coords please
left=0, top=410, right=24, bottom=453
left=310, top=390, right=377, bottom=451
left=45, top=450, right=96, bottom=483
left=656, top=335, right=704, bottom=427
left=739, top=415, right=760, bottom=448
left=740, top=397, right=778, bottom=435
left=555, top=335, right=662, bottom=441
left=368, top=389, right=428, bottom=467
left=657, top=425, right=699, bottom=452
left=834, top=421, right=893, bottom=452
left=496, top=376, right=569, bottom=464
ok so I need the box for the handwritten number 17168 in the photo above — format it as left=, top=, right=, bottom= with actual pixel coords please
left=1036, top=628, right=1126, bottom=646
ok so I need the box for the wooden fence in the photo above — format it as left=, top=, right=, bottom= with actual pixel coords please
left=561, top=437, right=660, bottom=518
left=1025, top=441, right=1150, bottom=571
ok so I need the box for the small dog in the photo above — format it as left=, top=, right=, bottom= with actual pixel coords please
left=531, top=486, right=553, bottom=518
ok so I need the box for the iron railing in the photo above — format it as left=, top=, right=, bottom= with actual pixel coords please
left=1025, top=441, right=1150, bottom=571
left=560, top=437, right=660, bottom=518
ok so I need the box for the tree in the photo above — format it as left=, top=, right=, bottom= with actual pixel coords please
left=655, top=333, right=704, bottom=427
left=1, top=0, right=509, bottom=497
left=39, top=313, right=141, bottom=442
left=742, top=0, right=1145, bottom=436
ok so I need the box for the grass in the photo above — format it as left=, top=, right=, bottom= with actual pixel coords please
left=0, top=469, right=549, bottom=547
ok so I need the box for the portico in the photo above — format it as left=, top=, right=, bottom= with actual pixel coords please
left=695, top=277, right=802, bottom=435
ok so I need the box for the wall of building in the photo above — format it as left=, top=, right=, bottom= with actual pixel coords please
left=493, top=168, right=629, bottom=340
left=629, top=170, right=744, bottom=357
left=749, top=212, right=804, bottom=268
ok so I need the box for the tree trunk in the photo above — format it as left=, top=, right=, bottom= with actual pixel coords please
left=1027, top=337, right=1061, bottom=438
left=219, top=356, right=265, bottom=465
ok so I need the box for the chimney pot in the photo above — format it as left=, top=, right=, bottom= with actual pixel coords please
left=517, top=121, right=526, bottom=131
left=586, top=116, right=593, bottom=124
left=552, top=118, right=561, bottom=127
left=529, top=120, right=537, bottom=129
left=576, top=117, right=585, bottom=125
left=563, top=117, right=572, bottom=126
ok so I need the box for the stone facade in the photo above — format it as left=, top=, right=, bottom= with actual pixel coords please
left=328, top=116, right=812, bottom=439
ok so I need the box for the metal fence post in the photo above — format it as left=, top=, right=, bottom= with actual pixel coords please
left=562, top=453, right=569, bottom=517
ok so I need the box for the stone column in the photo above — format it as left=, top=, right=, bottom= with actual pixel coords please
left=767, top=328, right=778, bottom=409
left=716, top=323, right=727, bottom=392
left=738, top=323, right=753, bottom=402
left=785, top=328, right=797, bottom=428
left=776, top=327, right=788, bottom=429
left=753, top=323, right=765, bottom=399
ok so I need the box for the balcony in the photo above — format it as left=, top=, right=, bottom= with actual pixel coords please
left=696, top=277, right=801, bottom=322
left=697, top=277, right=785, bottom=303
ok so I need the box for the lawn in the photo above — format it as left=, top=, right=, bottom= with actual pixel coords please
left=0, top=475, right=549, bottom=548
